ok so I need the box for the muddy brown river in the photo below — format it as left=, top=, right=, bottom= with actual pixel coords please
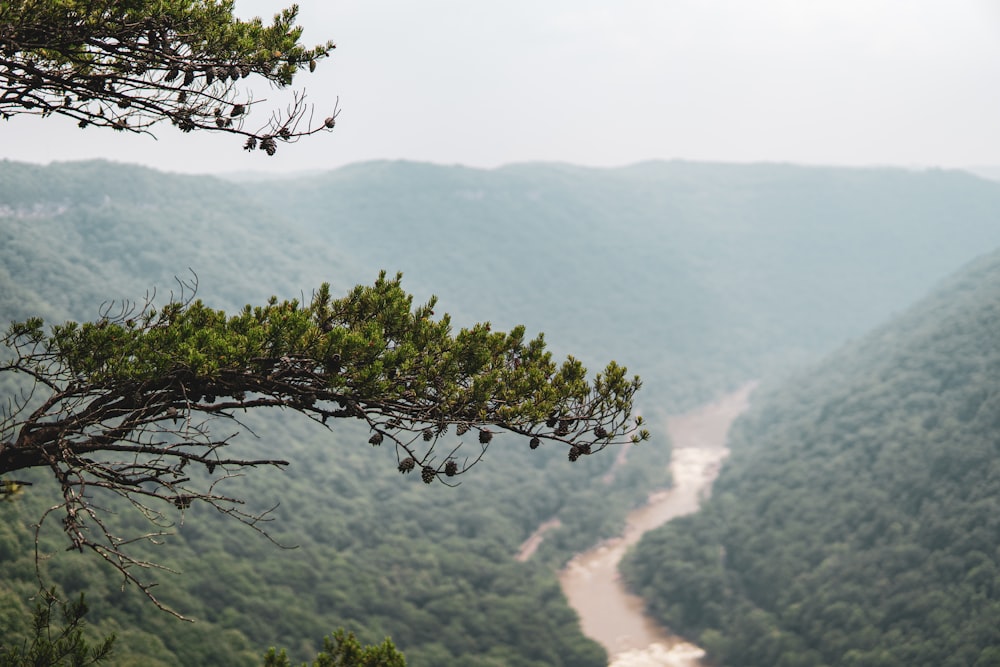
left=556, top=383, right=756, bottom=667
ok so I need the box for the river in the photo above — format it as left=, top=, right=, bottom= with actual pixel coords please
left=556, top=383, right=756, bottom=667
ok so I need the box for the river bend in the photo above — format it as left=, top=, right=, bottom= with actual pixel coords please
left=558, top=383, right=756, bottom=667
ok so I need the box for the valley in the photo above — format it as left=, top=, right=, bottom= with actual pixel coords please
left=2, top=159, right=1000, bottom=665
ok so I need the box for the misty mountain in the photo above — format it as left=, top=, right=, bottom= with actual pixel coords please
left=245, top=159, right=1000, bottom=412
left=622, top=247, right=1000, bottom=666
left=3, top=159, right=1000, bottom=665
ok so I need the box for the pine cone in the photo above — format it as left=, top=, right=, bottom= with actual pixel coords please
left=444, top=460, right=458, bottom=477
left=568, top=445, right=581, bottom=462
left=421, top=466, right=436, bottom=484
left=594, top=426, right=609, bottom=439
left=398, top=457, right=415, bottom=473
left=369, top=432, right=384, bottom=446
left=529, top=437, right=540, bottom=450
left=479, top=429, right=493, bottom=444
left=422, top=429, right=434, bottom=442
left=456, top=423, right=470, bottom=436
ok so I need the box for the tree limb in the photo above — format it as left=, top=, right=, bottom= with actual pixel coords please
left=1, top=272, right=649, bottom=613
left=0, top=0, right=338, bottom=154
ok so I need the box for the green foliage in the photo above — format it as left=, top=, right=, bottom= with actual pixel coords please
left=26, top=272, right=640, bottom=432
left=622, top=248, right=1000, bottom=666
left=0, top=591, right=115, bottom=667
left=1, top=268, right=644, bottom=484
left=263, top=630, right=405, bottom=667
left=0, top=0, right=336, bottom=148
left=0, top=0, right=329, bottom=76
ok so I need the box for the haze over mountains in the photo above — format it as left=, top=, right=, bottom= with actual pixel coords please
left=2, top=158, right=1000, bottom=665
left=246, top=160, right=1000, bottom=412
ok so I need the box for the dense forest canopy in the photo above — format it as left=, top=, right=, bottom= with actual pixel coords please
left=4, top=159, right=1000, bottom=663
left=622, top=247, right=1000, bottom=667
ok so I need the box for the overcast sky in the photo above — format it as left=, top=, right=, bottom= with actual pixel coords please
left=5, top=1, right=1000, bottom=174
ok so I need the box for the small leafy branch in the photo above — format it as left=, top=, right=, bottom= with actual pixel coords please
left=0, top=590, right=115, bottom=667
left=0, top=1, right=338, bottom=154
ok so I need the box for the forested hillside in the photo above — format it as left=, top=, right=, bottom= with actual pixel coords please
left=0, top=160, right=642, bottom=667
left=622, top=247, right=1000, bottom=666
left=3, top=159, right=1000, bottom=665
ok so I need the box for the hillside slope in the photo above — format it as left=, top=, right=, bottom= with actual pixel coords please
left=622, top=248, right=1000, bottom=666
left=0, top=159, right=355, bottom=323
left=0, top=160, right=630, bottom=667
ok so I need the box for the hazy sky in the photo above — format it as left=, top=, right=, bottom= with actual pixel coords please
left=4, top=0, right=1000, bottom=173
